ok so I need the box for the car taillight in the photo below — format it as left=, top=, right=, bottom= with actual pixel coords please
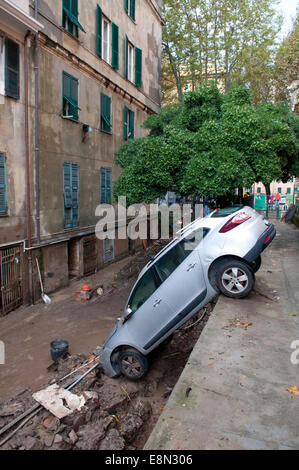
left=219, top=212, right=251, bottom=233
left=264, top=235, right=270, bottom=244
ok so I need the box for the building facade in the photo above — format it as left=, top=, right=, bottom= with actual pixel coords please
left=0, top=0, right=163, bottom=314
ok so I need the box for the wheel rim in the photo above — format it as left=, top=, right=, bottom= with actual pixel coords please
left=221, top=267, right=249, bottom=294
left=121, top=354, right=142, bottom=378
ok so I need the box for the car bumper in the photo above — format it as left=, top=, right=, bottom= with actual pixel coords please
left=244, top=223, right=276, bottom=262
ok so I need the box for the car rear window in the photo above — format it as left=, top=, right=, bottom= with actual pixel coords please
left=211, top=206, right=244, bottom=218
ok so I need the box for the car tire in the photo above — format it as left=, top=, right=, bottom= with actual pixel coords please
left=251, top=255, right=261, bottom=273
left=216, top=259, right=255, bottom=299
left=118, top=349, right=149, bottom=381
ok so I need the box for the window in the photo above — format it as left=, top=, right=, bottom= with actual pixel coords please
left=100, top=167, right=112, bottom=204
left=63, top=162, right=79, bottom=229
left=257, top=187, right=261, bottom=194
left=278, top=187, right=282, bottom=194
left=62, top=72, right=79, bottom=120
left=102, top=17, right=110, bottom=63
left=128, top=269, right=157, bottom=314
left=100, top=93, right=112, bottom=132
left=128, top=42, right=134, bottom=82
left=62, top=0, right=85, bottom=38
left=124, top=36, right=142, bottom=87
left=124, top=106, right=134, bottom=140
left=96, top=5, right=119, bottom=70
left=0, top=37, right=5, bottom=98
left=124, top=0, right=136, bottom=21
left=0, top=153, right=7, bottom=216
left=287, top=188, right=291, bottom=194
left=155, top=228, right=209, bottom=283
left=5, top=38, right=19, bottom=99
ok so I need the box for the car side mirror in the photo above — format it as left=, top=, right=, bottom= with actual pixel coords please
left=122, top=307, right=133, bottom=324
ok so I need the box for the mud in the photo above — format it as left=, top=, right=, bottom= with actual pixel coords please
left=0, top=300, right=216, bottom=451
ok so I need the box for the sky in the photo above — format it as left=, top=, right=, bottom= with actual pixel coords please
left=276, top=0, right=298, bottom=35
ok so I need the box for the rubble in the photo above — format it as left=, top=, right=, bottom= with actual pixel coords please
left=0, top=277, right=217, bottom=450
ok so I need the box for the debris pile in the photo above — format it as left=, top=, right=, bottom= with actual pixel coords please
left=0, top=300, right=216, bottom=451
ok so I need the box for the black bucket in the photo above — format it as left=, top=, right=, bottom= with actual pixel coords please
left=50, top=340, right=69, bottom=362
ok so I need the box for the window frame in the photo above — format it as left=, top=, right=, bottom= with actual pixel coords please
left=62, top=0, right=86, bottom=38
left=124, top=105, right=134, bottom=140
left=128, top=42, right=134, bottom=82
left=62, top=71, right=79, bottom=121
left=102, top=15, right=111, bottom=64
left=4, top=37, right=20, bottom=100
left=125, top=0, right=136, bottom=22
left=63, top=161, right=79, bottom=229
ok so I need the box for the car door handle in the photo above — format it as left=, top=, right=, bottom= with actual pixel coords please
left=153, top=299, right=162, bottom=307
left=187, top=263, right=196, bottom=272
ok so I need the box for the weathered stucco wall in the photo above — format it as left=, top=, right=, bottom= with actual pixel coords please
left=38, top=45, right=150, bottom=237
left=34, top=0, right=162, bottom=109
left=0, top=26, right=28, bottom=245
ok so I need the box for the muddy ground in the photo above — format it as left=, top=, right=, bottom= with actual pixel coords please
left=0, top=240, right=217, bottom=450
left=0, top=299, right=216, bottom=450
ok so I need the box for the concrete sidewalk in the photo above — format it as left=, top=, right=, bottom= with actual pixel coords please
left=145, top=221, right=299, bottom=450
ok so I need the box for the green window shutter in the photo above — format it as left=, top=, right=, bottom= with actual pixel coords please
left=63, top=162, right=79, bottom=228
left=129, top=110, right=135, bottom=139
left=124, top=35, right=128, bottom=80
left=111, top=23, right=119, bottom=70
left=100, top=167, right=111, bottom=203
left=135, top=47, right=142, bottom=87
left=106, top=168, right=112, bottom=203
left=63, top=162, right=72, bottom=228
left=63, top=0, right=85, bottom=34
left=100, top=93, right=111, bottom=132
left=0, top=154, right=7, bottom=216
left=71, top=163, right=79, bottom=227
left=5, top=38, right=19, bottom=99
left=124, top=105, right=128, bottom=140
left=124, top=0, right=128, bottom=14
left=96, top=4, right=102, bottom=57
left=100, top=167, right=106, bottom=203
left=130, top=0, right=135, bottom=21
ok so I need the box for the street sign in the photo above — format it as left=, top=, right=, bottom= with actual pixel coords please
left=254, top=194, right=266, bottom=211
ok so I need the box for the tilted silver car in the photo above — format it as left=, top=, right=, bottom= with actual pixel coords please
left=102, top=205, right=276, bottom=380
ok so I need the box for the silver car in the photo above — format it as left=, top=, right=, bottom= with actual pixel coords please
left=102, top=205, right=276, bottom=380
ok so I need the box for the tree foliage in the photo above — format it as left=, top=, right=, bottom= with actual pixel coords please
left=162, top=0, right=282, bottom=105
left=114, top=84, right=299, bottom=204
left=274, top=13, right=299, bottom=104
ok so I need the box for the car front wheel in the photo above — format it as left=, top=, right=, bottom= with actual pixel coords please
left=118, top=349, right=148, bottom=381
left=216, top=260, right=255, bottom=299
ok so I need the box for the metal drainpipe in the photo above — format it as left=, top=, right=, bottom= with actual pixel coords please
left=24, top=31, right=33, bottom=304
left=34, top=0, right=40, bottom=245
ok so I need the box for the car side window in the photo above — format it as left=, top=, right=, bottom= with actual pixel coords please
left=128, top=269, right=157, bottom=313
left=155, top=227, right=209, bottom=283
left=155, top=243, right=186, bottom=282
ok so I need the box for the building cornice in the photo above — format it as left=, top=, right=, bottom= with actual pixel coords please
left=0, top=0, right=43, bottom=33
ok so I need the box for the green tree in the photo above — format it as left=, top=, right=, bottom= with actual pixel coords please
left=114, top=84, right=299, bottom=204
left=162, top=0, right=282, bottom=104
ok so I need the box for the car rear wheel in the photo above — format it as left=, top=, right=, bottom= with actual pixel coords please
left=118, top=349, right=148, bottom=381
left=216, top=260, right=255, bottom=299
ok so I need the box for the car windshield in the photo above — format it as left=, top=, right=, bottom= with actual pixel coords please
left=127, top=269, right=157, bottom=314
left=211, top=206, right=244, bottom=218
